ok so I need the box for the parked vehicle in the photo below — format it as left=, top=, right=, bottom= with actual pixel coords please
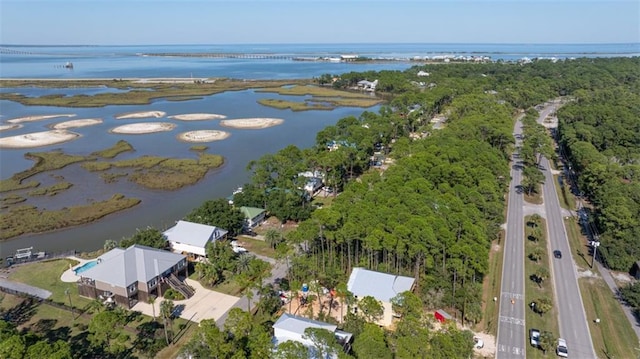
left=473, top=336, right=484, bottom=349
left=529, top=328, right=540, bottom=347
left=556, top=338, right=568, bottom=357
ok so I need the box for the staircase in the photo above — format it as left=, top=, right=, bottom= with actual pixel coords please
left=166, top=274, right=195, bottom=299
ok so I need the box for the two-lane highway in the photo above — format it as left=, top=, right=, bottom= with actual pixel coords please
left=496, top=117, right=526, bottom=358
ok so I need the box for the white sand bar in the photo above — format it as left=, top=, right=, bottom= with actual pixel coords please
left=177, top=130, right=230, bottom=143
left=220, top=118, right=284, bottom=129
left=7, top=114, right=76, bottom=124
left=52, top=118, right=103, bottom=130
left=0, top=124, right=22, bottom=132
left=0, top=130, right=80, bottom=149
left=115, top=111, right=166, bottom=120
left=110, top=122, right=176, bottom=134
left=169, top=113, right=227, bottom=121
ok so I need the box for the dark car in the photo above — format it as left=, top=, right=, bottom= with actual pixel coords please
left=554, top=250, right=562, bottom=259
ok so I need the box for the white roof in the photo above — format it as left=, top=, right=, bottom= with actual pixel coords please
left=347, top=267, right=415, bottom=302
left=80, top=245, right=185, bottom=287
left=163, top=220, right=227, bottom=248
left=273, top=313, right=337, bottom=337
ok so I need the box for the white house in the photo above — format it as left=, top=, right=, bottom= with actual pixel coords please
left=346, top=267, right=415, bottom=327
left=272, top=313, right=352, bottom=358
left=356, top=79, right=378, bottom=92
left=163, top=220, right=228, bottom=259
left=417, top=70, right=430, bottom=77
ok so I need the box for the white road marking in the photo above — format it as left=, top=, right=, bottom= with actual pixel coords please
left=499, top=316, right=525, bottom=326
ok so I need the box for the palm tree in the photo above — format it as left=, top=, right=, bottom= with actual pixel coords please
left=265, top=228, right=282, bottom=249
left=236, top=253, right=252, bottom=274
left=160, top=300, right=174, bottom=345
left=148, top=296, right=156, bottom=321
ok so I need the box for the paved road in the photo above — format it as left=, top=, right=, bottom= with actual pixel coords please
left=496, top=117, right=527, bottom=358
left=538, top=105, right=596, bottom=358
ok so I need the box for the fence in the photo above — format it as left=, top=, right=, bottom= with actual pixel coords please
left=4, top=250, right=76, bottom=267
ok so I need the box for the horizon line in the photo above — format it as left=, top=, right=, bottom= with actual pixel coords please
left=2, top=42, right=639, bottom=47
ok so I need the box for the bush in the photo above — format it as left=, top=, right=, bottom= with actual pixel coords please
left=163, top=288, right=185, bottom=301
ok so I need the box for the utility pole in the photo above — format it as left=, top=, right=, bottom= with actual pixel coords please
left=591, top=239, right=600, bottom=269
left=65, top=288, right=74, bottom=321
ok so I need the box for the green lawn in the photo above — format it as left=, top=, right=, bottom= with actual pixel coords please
left=562, top=218, right=638, bottom=358
left=524, top=216, right=560, bottom=358
left=477, top=229, right=504, bottom=336
left=8, top=258, right=92, bottom=310
left=236, top=236, right=276, bottom=258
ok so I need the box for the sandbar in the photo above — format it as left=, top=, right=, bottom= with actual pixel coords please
left=219, top=118, right=284, bottom=129
left=177, top=130, right=231, bottom=143
left=51, top=118, right=103, bottom=129
left=115, top=111, right=166, bottom=120
left=0, top=124, right=22, bottom=132
left=110, top=122, right=176, bottom=134
left=7, top=114, right=76, bottom=124
left=0, top=130, right=80, bottom=149
left=168, top=113, right=227, bottom=121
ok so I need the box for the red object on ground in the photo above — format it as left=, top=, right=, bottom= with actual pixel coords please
left=434, top=309, right=452, bottom=323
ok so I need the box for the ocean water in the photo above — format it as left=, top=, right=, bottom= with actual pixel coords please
left=1, top=43, right=638, bottom=79
left=0, top=42, right=638, bottom=255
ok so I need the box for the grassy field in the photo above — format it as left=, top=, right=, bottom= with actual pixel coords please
left=236, top=236, right=276, bottom=258
left=524, top=216, right=560, bottom=358
left=563, top=218, right=639, bottom=359
left=477, top=229, right=505, bottom=336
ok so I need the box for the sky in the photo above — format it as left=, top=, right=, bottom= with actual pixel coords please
left=1, top=0, right=639, bottom=45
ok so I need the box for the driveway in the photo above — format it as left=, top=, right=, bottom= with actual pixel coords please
left=132, top=279, right=240, bottom=323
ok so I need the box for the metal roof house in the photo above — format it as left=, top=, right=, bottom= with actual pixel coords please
left=77, top=244, right=188, bottom=308
left=163, top=220, right=228, bottom=259
left=239, top=206, right=266, bottom=229
left=272, top=313, right=353, bottom=358
left=347, top=267, right=416, bottom=327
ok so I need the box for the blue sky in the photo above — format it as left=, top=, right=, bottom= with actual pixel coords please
left=1, top=0, right=638, bottom=45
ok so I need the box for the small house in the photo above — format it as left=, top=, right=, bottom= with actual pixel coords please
left=239, top=206, right=266, bottom=230
left=346, top=267, right=415, bottom=327
left=163, top=220, right=228, bottom=260
left=356, top=79, right=378, bottom=92
left=272, top=313, right=353, bottom=358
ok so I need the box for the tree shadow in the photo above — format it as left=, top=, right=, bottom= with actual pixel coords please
left=1, top=297, right=39, bottom=325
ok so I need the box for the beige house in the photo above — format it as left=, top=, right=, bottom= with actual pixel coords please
left=346, top=267, right=415, bottom=327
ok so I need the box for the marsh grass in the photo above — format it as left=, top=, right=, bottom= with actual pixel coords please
left=258, top=98, right=333, bottom=111
left=91, top=140, right=134, bottom=159
left=0, top=78, right=311, bottom=107
left=189, top=145, right=209, bottom=152
left=28, top=181, right=73, bottom=196
left=0, top=151, right=90, bottom=192
left=0, top=194, right=141, bottom=240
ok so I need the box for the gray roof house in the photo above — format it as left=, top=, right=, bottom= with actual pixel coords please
left=272, top=313, right=352, bottom=358
left=77, top=244, right=187, bottom=308
left=346, top=267, right=415, bottom=326
left=163, top=220, right=228, bottom=258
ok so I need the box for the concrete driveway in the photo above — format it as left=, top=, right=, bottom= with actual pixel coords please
left=132, top=279, right=240, bottom=323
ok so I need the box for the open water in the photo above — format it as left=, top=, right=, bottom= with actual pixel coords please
left=0, top=43, right=638, bottom=256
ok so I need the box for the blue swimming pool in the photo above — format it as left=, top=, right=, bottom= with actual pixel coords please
left=74, top=260, right=98, bottom=274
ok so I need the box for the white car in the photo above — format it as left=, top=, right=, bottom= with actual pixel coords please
left=556, top=338, right=568, bottom=358
left=473, top=336, right=484, bottom=349
left=231, top=241, right=248, bottom=254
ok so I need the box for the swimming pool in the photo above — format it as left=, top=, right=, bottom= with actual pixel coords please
left=74, top=260, right=98, bottom=274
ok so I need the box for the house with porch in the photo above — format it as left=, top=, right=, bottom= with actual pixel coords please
left=76, top=244, right=188, bottom=308
left=163, top=220, right=228, bottom=260
left=346, top=267, right=416, bottom=327
left=272, top=313, right=353, bottom=358
left=239, top=206, right=266, bottom=230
